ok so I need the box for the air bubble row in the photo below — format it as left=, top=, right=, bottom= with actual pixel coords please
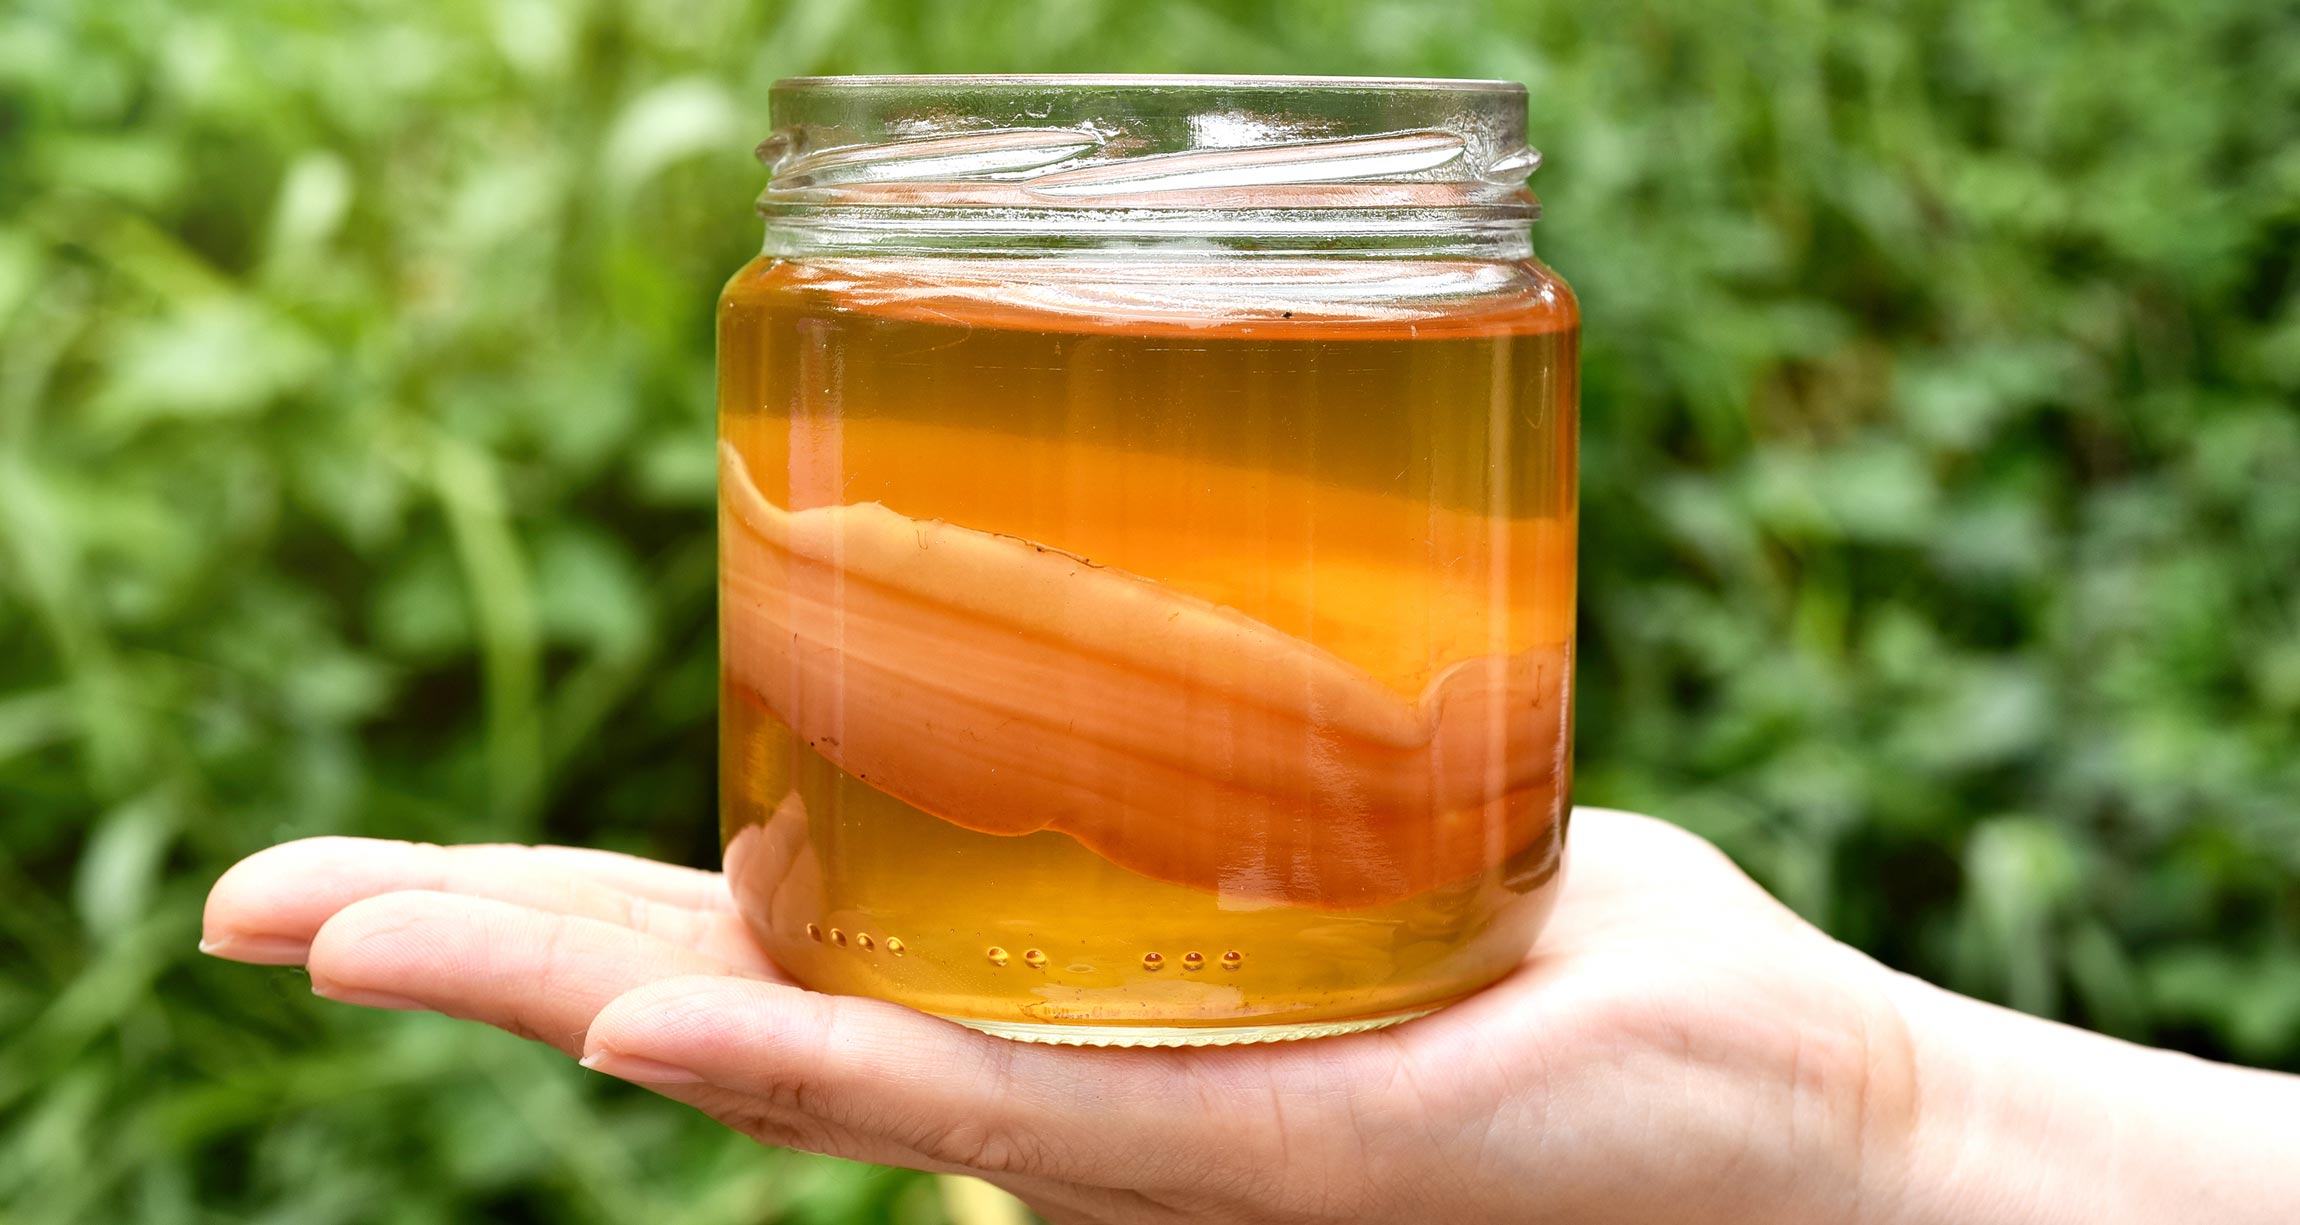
left=804, top=927, right=1244, bottom=973
left=805, top=922, right=905, bottom=956
left=984, top=947, right=1244, bottom=971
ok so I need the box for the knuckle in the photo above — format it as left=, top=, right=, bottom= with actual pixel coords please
left=753, top=1069, right=816, bottom=1118
left=622, top=892, right=655, bottom=938
left=525, top=908, right=580, bottom=979
left=500, top=1016, right=552, bottom=1046
left=918, top=1117, right=1043, bottom=1176
left=721, top=1104, right=841, bottom=1157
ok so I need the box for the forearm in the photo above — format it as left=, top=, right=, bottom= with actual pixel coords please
left=1881, top=972, right=2300, bottom=1225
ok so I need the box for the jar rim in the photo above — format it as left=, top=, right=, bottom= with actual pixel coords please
left=773, top=73, right=1525, bottom=95
left=758, top=74, right=1541, bottom=257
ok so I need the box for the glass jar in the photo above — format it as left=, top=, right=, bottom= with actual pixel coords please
left=718, top=75, right=1577, bottom=1046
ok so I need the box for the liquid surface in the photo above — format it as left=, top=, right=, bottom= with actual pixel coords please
left=719, top=255, right=1579, bottom=1035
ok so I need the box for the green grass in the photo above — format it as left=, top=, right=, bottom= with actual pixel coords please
left=3, top=0, right=2298, bottom=1219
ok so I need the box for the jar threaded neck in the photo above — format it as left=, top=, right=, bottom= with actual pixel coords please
left=758, top=75, right=1542, bottom=257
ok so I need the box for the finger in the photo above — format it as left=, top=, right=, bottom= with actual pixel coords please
left=202, top=837, right=773, bottom=976
left=570, top=1066, right=1002, bottom=1177
left=304, top=891, right=765, bottom=1055
left=580, top=974, right=1281, bottom=1187
left=518, top=845, right=736, bottom=911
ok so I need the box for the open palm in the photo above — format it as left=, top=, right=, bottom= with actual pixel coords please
left=203, top=809, right=1917, bottom=1225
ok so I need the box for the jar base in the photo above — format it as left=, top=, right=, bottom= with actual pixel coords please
left=940, top=1006, right=1442, bottom=1048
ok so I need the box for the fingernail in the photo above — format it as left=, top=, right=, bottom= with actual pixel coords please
left=310, top=982, right=430, bottom=1012
left=199, top=933, right=312, bottom=965
left=580, top=1050, right=705, bottom=1084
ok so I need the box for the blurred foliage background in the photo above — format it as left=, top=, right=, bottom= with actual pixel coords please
left=3, top=0, right=2298, bottom=1220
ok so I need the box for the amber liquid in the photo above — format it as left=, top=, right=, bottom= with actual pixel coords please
left=718, top=255, right=1579, bottom=1040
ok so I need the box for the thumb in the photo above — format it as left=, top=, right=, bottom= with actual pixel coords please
left=578, top=975, right=1263, bottom=1184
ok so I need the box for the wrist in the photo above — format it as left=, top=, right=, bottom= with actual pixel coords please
left=1866, top=973, right=2040, bottom=1225
left=1876, top=969, right=2153, bottom=1225
left=1872, top=970, right=2299, bottom=1225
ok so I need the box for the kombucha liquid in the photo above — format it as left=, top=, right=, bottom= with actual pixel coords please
left=718, top=255, right=1578, bottom=1041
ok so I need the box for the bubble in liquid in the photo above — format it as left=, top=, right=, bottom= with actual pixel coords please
left=1141, top=952, right=1164, bottom=971
left=1022, top=949, right=1047, bottom=969
left=856, top=932, right=875, bottom=951
left=804, top=923, right=823, bottom=942
left=986, top=946, right=1010, bottom=967
left=886, top=937, right=907, bottom=956
left=1220, top=950, right=1243, bottom=970
left=830, top=928, right=847, bottom=947
left=1181, top=951, right=1205, bottom=970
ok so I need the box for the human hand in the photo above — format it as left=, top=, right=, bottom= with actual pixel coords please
left=199, top=809, right=2298, bottom=1224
